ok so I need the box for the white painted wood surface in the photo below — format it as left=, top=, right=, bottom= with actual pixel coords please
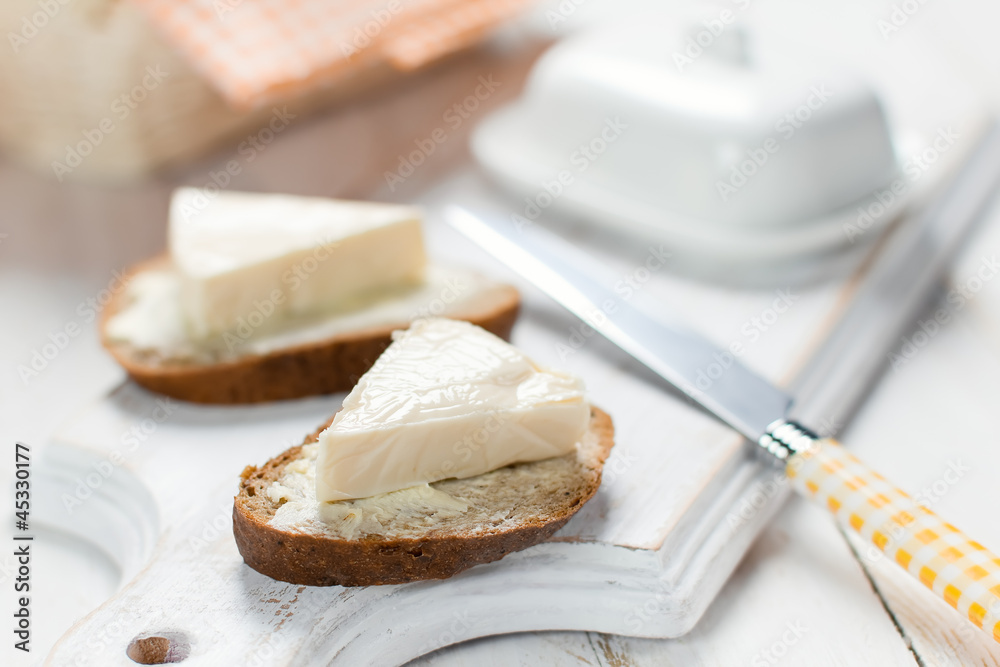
left=33, top=245, right=879, bottom=665
left=37, top=116, right=986, bottom=663
left=411, top=500, right=919, bottom=667
left=841, top=201, right=1000, bottom=667
left=4, top=1, right=1000, bottom=664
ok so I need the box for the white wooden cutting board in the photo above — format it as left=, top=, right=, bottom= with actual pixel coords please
left=35, top=135, right=979, bottom=667
left=39, top=314, right=809, bottom=666
left=38, top=49, right=992, bottom=662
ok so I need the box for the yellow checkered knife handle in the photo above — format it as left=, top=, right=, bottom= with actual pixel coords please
left=784, top=436, right=1000, bottom=643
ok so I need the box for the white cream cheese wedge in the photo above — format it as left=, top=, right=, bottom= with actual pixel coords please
left=170, top=188, right=426, bottom=339
left=315, top=318, right=590, bottom=502
left=104, top=264, right=506, bottom=361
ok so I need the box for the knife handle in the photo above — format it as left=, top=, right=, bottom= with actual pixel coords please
left=784, top=436, right=1000, bottom=643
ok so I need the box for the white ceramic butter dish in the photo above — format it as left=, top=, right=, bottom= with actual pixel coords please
left=472, top=14, right=909, bottom=279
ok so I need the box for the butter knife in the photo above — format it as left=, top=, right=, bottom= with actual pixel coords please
left=445, top=122, right=1000, bottom=645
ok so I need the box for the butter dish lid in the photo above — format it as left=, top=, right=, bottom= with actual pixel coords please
left=471, top=13, right=910, bottom=277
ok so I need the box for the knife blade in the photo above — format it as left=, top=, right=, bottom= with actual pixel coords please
left=444, top=205, right=792, bottom=442
left=444, top=120, right=1000, bottom=644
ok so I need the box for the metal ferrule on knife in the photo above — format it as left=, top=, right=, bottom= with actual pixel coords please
left=446, top=121, right=1000, bottom=646
left=756, top=420, right=820, bottom=468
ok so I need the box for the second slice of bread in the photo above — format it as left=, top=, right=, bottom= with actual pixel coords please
left=233, top=407, right=614, bottom=586
left=100, top=257, right=520, bottom=404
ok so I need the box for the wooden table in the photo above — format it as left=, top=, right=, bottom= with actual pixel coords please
left=4, top=1, right=1000, bottom=664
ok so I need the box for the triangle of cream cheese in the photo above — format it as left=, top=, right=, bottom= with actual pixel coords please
left=169, top=188, right=426, bottom=338
left=315, top=318, right=589, bottom=502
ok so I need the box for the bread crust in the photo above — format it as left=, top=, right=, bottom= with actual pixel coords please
left=100, top=256, right=520, bottom=404
left=233, top=407, right=615, bottom=586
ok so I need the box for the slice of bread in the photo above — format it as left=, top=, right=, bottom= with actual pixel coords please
left=99, top=256, right=520, bottom=404
left=233, top=406, right=614, bottom=586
